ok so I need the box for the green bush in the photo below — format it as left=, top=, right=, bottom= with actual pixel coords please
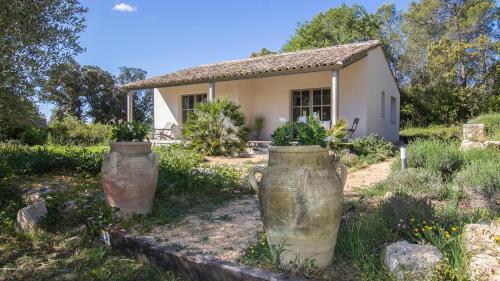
left=0, top=181, right=24, bottom=233
left=454, top=157, right=499, bottom=196
left=377, top=168, right=447, bottom=199
left=0, top=143, right=106, bottom=177
left=392, top=139, right=463, bottom=179
left=111, top=121, right=149, bottom=142
left=351, top=134, right=395, bottom=161
left=183, top=98, right=248, bottom=156
left=400, top=126, right=461, bottom=141
left=468, top=113, right=500, bottom=140
left=48, top=116, right=112, bottom=146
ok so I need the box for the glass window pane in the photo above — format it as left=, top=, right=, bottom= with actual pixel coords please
left=301, top=91, right=309, bottom=106
left=301, top=107, right=309, bottom=116
left=188, top=96, right=195, bottom=109
left=293, top=108, right=301, bottom=122
left=196, top=94, right=203, bottom=103
left=202, top=94, right=207, bottom=102
left=182, top=110, right=187, bottom=122
left=182, top=96, right=189, bottom=109
left=313, top=107, right=321, bottom=118
left=322, top=106, right=331, bottom=121
left=292, top=91, right=301, bottom=106
left=322, top=89, right=331, bottom=105
left=313, top=90, right=321, bottom=105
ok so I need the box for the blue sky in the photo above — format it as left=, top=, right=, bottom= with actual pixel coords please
left=40, top=0, right=412, bottom=118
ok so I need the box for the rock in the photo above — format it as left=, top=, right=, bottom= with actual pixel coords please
left=23, top=186, right=53, bottom=203
left=460, top=140, right=500, bottom=151
left=463, top=124, right=486, bottom=141
left=16, top=201, right=48, bottom=232
left=384, top=240, right=443, bottom=281
left=60, top=200, right=76, bottom=214
left=463, top=222, right=500, bottom=281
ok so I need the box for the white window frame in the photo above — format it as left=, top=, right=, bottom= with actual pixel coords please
left=381, top=91, right=386, bottom=118
left=181, top=93, right=207, bottom=123
left=290, top=88, right=331, bottom=122
left=390, top=96, right=397, bottom=124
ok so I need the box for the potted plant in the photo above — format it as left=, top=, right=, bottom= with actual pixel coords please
left=249, top=116, right=265, bottom=140
left=248, top=115, right=347, bottom=269
left=101, top=121, right=159, bottom=217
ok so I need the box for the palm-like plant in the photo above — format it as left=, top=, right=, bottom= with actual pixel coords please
left=183, top=98, right=248, bottom=156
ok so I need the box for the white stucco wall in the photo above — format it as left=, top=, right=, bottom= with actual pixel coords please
left=153, top=47, right=399, bottom=141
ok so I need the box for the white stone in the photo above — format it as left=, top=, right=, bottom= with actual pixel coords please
left=16, top=201, right=48, bottom=232
left=384, top=240, right=443, bottom=281
left=463, top=124, right=486, bottom=141
left=463, top=222, right=500, bottom=281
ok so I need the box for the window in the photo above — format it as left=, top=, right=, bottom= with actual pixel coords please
left=291, top=88, right=331, bottom=122
left=182, top=93, right=207, bottom=123
left=381, top=91, right=386, bottom=118
left=390, top=96, right=397, bottom=124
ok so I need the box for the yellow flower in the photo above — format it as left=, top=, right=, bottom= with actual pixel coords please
left=451, top=227, right=458, bottom=232
left=495, top=236, right=500, bottom=242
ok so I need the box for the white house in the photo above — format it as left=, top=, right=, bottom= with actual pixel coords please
left=122, top=40, right=400, bottom=142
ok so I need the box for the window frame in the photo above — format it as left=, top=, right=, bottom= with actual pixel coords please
left=181, top=93, right=207, bottom=123
left=290, top=88, right=331, bottom=122
left=381, top=91, right=386, bottom=118
left=390, top=96, right=397, bottom=124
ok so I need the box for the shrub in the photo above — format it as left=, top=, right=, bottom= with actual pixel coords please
left=392, top=139, right=463, bottom=179
left=0, top=181, right=24, bottom=233
left=400, top=126, right=461, bottom=141
left=48, top=116, right=112, bottom=146
left=111, top=121, right=149, bottom=142
left=271, top=122, right=294, bottom=146
left=454, top=157, right=499, bottom=196
left=468, top=113, right=500, bottom=140
left=351, top=134, right=395, bottom=161
left=17, top=126, right=48, bottom=145
left=379, top=168, right=447, bottom=199
left=295, top=115, right=328, bottom=147
left=183, top=98, right=248, bottom=156
left=0, top=143, right=106, bottom=177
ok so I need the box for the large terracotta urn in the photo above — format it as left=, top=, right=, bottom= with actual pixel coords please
left=101, top=142, right=159, bottom=217
left=249, top=145, right=347, bottom=269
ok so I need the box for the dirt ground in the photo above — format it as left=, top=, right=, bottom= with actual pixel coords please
left=136, top=160, right=393, bottom=263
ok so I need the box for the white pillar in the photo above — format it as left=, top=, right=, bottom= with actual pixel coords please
left=208, top=81, right=215, bottom=102
left=331, top=69, right=339, bottom=124
left=127, top=91, right=134, bottom=122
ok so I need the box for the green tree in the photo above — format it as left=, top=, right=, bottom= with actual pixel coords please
left=250, top=48, right=277, bottom=57
left=0, top=0, right=87, bottom=98
left=282, top=4, right=380, bottom=52
left=83, top=65, right=119, bottom=123
left=116, top=67, right=153, bottom=125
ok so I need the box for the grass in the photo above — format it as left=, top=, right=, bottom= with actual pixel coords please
left=400, top=126, right=461, bottom=141
left=468, top=113, right=500, bottom=140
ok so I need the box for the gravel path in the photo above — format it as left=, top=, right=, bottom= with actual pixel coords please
left=137, top=160, right=393, bottom=263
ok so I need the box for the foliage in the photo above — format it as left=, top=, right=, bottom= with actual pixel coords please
left=0, top=143, right=106, bottom=177
left=351, top=134, right=395, bottom=160
left=0, top=0, right=87, bottom=99
left=183, top=98, right=248, bottom=156
left=392, top=139, right=463, bottom=179
left=271, top=123, right=294, bottom=146
left=454, top=156, right=499, bottom=197
left=400, top=126, right=461, bottom=141
left=253, top=116, right=265, bottom=131
left=295, top=115, right=328, bottom=147
left=282, top=4, right=380, bottom=52
left=17, top=126, right=48, bottom=146
left=373, top=168, right=447, bottom=199
left=468, top=113, right=500, bottom=140
left=111, top=121, right=148, bottom=142
left=327, top=118, right=348, bottom=145
left=0, top=182, right=24, bottom=234
left=48, top=116, right=111, bottom=146
left=43, top=61, right=153, bottom=124
left=0, top=94, right=46, bottom=143
left=250, top=48, right=277, bottom=57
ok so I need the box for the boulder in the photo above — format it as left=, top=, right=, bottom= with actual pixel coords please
left=461, top=140, right=500, bottom=151
left=463, top=124, right=486, bottom=141
left=463, top=222, right=500, bottom=281
left=384, top=240, right=443, bottom=281
left=23, top=186, right=53, bottom=203
left=16, top=201, right=48, bottom=232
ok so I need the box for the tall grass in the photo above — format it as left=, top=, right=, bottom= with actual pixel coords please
left=400, top=126, right=461, bottom=141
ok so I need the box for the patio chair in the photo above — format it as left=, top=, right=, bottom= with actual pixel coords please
left=346, top=118, right=359, bottom=140
left=153, top=122, right=181, bottom=140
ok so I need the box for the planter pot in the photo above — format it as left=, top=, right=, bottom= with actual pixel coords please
left=101, top=142, right=159, bottom=217
left=249, top=145, right=347, bottom=269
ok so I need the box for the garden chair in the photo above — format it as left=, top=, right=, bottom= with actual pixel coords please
left=153, top=122, right=181, bottom=140
left=345, top=118, right=359, bottom=140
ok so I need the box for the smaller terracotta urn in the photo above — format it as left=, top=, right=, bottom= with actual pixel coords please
left=101, top=142, right=159, bottom=217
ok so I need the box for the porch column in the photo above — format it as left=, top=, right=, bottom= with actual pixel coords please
left=331, top=69, right=340, bottom=124
left=208, top=81, right=215, bottom=102
left=127, top=91, right=134, bottom=122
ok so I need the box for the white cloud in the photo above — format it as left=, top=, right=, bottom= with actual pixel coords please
left=112, top=3, right=137, bottom=12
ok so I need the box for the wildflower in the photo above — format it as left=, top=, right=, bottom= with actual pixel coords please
left=451, top=227, right=458, bottom=232
left=278, top=117, right=287, bottom=124
left=495, top=236, right=500, bottom=242
left=411, top=218, right=415, bottom=222
left=423, top=221, right=427, bottom=225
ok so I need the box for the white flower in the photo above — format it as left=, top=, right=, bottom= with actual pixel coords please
left=297, top=116, right=307, bottom=124
left=323, top=136, right=332, bottom=142
left=278, top=117, right=287, bottom=124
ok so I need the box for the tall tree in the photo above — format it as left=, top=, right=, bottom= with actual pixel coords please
left=0, top=0, right=87, bottom=98
left=83, top=66, right=119, bottom=123
left=116, top=67, right=153, bottom=125
left=376, top=4, right=405, bottom=80
left=282, top=4, right=380, bottom=52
